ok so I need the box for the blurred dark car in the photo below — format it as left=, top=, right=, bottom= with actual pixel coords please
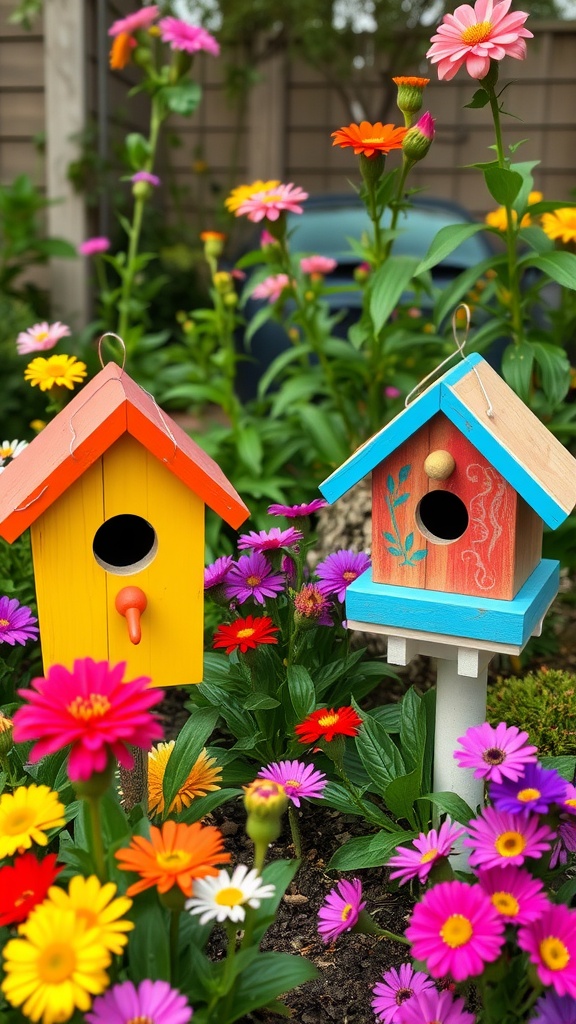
left=235, top=194, right=495, bottom=401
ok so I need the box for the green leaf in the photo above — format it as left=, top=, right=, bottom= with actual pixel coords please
left=160, top=81, right=202, bottom=116
left=354, top=701, right=405, bottom=792
left=483, top=166, right=523, bottom=206
left=162, top=707, right=220, bottom=811
left=370, top=255, right=420, bottom=333
left=235, top=424, right=263, bottom=474
left=522, top=250, right=576, bottom=290
left=416, top=224, right=488, bottom=277
left=243, top=693, right=281, bottom=710
left=501, top=342, right=534, bottom=403
left=433, top=255, right=506, bottom=327
left=287, top=665, right=316, bottom=721
left=36, top=238, right=77, bottom=258
left=327, top=828, right=413, bottom=870
left=464, top=88, right=490, bottom=109
left=219, top=952, right=318, bottom=1024
left=127, top=892, right=170, bottom=982
left=531, top=342, right=570, bottom=407
left=125, top=132, right=152, bottom=171
left=296, top=405, right=349, bottom=466
left=384, top=768, right=421, bottom=828
left=540, top=755, right=576, bottom=781
left=399, top=686, right=426, bottom=775
left=176, top=788, right=240, bottom=824
left=251, top=858, right=301, bottom=943
left=419, top=790, right=475, bottom=824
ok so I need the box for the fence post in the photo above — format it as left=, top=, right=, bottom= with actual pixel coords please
left=247, top=49, right=287, bottom=181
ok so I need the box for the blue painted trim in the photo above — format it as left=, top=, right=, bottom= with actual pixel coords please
left=345, top=560, right=559, bottom=647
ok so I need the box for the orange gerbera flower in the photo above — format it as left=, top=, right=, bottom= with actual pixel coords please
left=392, top=76, right=430, bottom=87
left=109, top=31, right=137, bottom=69
left=331, top=121, right=408, bottom=158
left=115, top=819, right=230, bottom=897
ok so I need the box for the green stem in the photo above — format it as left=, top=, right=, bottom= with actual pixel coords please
left=169, top=909, right=181, bottom=985
left=86, top=795, right=107, bottom=882
left=383, top=158, right=411, bottom=261
left=288, top=803, right=302, bottom=858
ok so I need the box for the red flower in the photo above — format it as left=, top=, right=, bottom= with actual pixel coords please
left=213, top=615, right=280, bottom=655
left=295, top=706, right=362, bottom=743
left=0, top=852, right=61, bottom=926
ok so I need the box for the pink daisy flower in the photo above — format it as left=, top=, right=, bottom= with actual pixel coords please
left=388, top=818, right=465, bottom=886
left=454, top=721, right=538, bottom=784
left=0, top=596, right=38, bottom=646
left=78, top=236, right=111, bottom=256
left=426, top=0, right=533, bottom=82
left=258, top=759, right=327, bottom=807
left=463, top=806, right=555, bottom=869
left=224, top=551, right=285, bottom=605
left=13, top=657, right=164, bottom=781
left=268, top=498, right=328, bottom=518
left=406, top=879, right=505, bottom=981
left=518, top=903, right=576, bottom=997
left=315, top=549, right=371, bottom=603
left=204, top=554, right=234, bottom=590
left=158, top=17, right=220, bottom=55
left=300, top=255, right=337, bottom=275
left=235, top=183, right=309, bottom=223
left=398, top=988, right=475, bottom=1024
left=132, top=171, right=161, bottom=186
left=371, top=963, right=434, bottom=1024
left=86, top=978, right=193, bottom=1024
left=251, top=273, right=292, bottom=303
left=16, top=321, right=71, bottom=355
left=529, top=990, right=576, bottom=1024
left=317, top=878, right=365, bottom=943
left=477, top=865, right=549, bottom=924
left=238, top=526, right=303, bottom=552
left=108, top=5, right=159, bottom=36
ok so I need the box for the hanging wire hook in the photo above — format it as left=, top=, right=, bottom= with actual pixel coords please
left=98, top=332, right=127, bottom=371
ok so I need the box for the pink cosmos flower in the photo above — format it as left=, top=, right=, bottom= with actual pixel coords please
left=78, top=236, right=111, bottom=256
left=13, top=658, right=164, bottom=781
left=426, top=0, right=533, bottom=82
left=258, top=759, right=327, bottom=807
left=158, top=17, right=220, bottom=55
left=405, top=879, right=505, bottom=981
left=0, top=596, right=39, bottom=646
left=235, top=183, right=309, bottom=223
left=224, top=551, right=285, bottom=605
left=267, top=498, right=328, bottom=518
left=238, top=526, right=303, bottom=552
left=16, top=321, right=71, bottom=355
left=300, top=255, right=338, bottom=275
left=518, top=903, right=576, bottom=997
left=108, top=5, right=159, bottom=36
left=464, top=806, right=555, bottom=869
left=204, top=554, right=234, bottom=590
left=317, top=878, right=365, bottom=943
left=371, top=963, right=434, bottom=1023
left=251, top=273, right=292, bottom=303
left=388, top=818, right=465, bottom=886
left=132, top=171, right=161, bottom=186
left=86, top=978, right=193, bottom=1024
left=260, top=229, right=277, bottom=247
left=454, top=721, right=538, bottom=784
left=476, top=865, right=549, bottom=924
left=398, top=988, right=475, bottom=1024
left=315, top=549, right=371, bottom=603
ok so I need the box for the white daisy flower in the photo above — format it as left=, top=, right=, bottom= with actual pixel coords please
left=0, top=439, right=28, bottom=461
left=185, top=864, right=276, bottom=925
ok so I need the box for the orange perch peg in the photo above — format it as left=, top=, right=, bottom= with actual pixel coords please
left=115, top=586, right=147, bottom=645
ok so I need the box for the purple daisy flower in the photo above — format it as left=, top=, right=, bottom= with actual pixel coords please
left=387, top=817, right=465, bottom=886
left=476, top=865, right=549, bottom=924
left=86, top=978, right=193, bottom=1024
left=490, top=761, right=568, bottom=816
left=0, top=596, right=39, bottom=646
left=317, top=878, right=365, bottom=943
left=561, top=783, right=576, bottom=816
left=257, top=759, right=327, bottom=807
left=463, top=806, right=555, bottom=869
left=371, top=963, right=434, bottom=1023
left=132, top=171, right=161, bottom=186
left=315, top=550, right=371, bottom=603
left=237, top=526, right=303, bottom=552
left=529, top=990, right=576, bottom=1024
left=398, top=988, right=475, bottom=1024
left=224, top=551, right=285, bottom=605
left=267, top=498, right=328, bottom=518
left=204, top=555, right=233, bottom=590
left=294, top=583, right=333, bottom=626
left=454, top=722, right=538, bottom=784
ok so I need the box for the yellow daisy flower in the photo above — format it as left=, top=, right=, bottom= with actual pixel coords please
left=484, top=191, right=543, bottom=232
left=46, top=875, right=134, bottom=956
left=2, top=904, right=110, bottom=1024
left=225, top=180, right=281, bottom=213
left=148, top=741, right=223, bottom=817
left=541, top=207, right=576, bottom=245
left=0, top=784, right=65, bottom=859
left=24, top=354, right=87, bottom=392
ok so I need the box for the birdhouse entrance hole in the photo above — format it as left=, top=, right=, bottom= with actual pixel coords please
left=93, top=514, right=158, bottom=575
left=416, top=491, right=469, bottom=544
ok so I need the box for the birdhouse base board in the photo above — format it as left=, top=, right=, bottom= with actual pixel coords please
left=344, top=558, right=559, bottom=647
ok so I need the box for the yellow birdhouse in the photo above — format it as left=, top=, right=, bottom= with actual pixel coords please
left=0, top=362, right=249, bottom=687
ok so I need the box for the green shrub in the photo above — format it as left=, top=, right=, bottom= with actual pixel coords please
left=487, top=669, right=576, bottom=757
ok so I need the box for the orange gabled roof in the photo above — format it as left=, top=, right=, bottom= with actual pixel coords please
left=0, top=362, right=250, bottom=543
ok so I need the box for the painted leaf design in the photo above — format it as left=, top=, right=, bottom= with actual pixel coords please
left=393, top=493, right=409, bottom=508
left=399, top=465, right=411, bottom=483
left=383, top=531, right=396, bottom=544
left=410, top=549, right=428, bottom=562
left=387, top=547, right=402, bottom=556
left=405, top=532, right=413, bottom=552
left=387, top=475, right=395, bottom=495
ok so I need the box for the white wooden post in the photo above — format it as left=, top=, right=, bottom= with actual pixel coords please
left=433, top=655, right=490, bottom=813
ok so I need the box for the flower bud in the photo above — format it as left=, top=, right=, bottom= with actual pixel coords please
left=213, top=271, right=233, bottom=295
left=402, top=112, right=435, bottom=164
left=244, top=779, right=288, bottom=818
left=200, top=231, right=226, bottom=259
left=0, top=713, right=14, bottom=757
left=359, top=152, right=385, bottom=187
left=354, top=262, right=371, bottom=284
left=392, top=76, right=430, bottom=120
left=132, top=180, right=153, bottom=201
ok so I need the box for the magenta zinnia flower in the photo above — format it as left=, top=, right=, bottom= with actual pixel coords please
left=238, top=526, right=303, bottom=552
left=489, top=761, right=568, bottom=816
left=476, top=865, right=548, bottom=924
left=235, top=183, right=309, bottom=223
left=426, top=0, right=533, bottom=82
left=204, top=554, right=234, bottom=590
left=258, top=759, right=327, bottom=807
left=317, top=878, right=365, bottom=943
left=398, top=988, right=475, bottom=1024
left=300, top=255, right=337, bottom=275
left=405, top=879, right=505, bottom=981
left=251, top=273, right=292, bottom=303
left=132, top=171, right=161, bottom=186
left=529, top=990, right=576, bottom=1024
left=464, top=806, right=555, bottom=869
left=315, top=549, right=371, bottom=603
left=268, top=498, right=328, bottom=518
left=371, top=963, right=434, bottom=1023
left=13, top=658, right=164, bottom=781
left=86, top=978, right=193, bottom=1024
left=388, top=817, right=465, bottom=886
left=454, top=721, right=538, bottom=784
left=109, top=6, right=159, bottom=36
left=0, top=596, right=39, bottom=646
left=16, top=321, right=71, bottom=355
left=158, top=17, right=220, bottom=55
left=224, top=551, right=285, bottom=605
left=78, top=236, right=110, bottom=256
left=518, top=903, right=576, bottom=997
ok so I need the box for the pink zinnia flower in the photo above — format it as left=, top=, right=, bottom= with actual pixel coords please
left=238, top=526, right=303, bottom=552
left=78, top=236, right=110, bottom=256
left=315, top=549, right=371, bottom=603
left=0, top=596, right=38, bottom=646
left=16, top=321, right=70, bottom=355
left=518, top=903, right=576, bottom=997
left=294, top=583, right=333, bottom=626
left=477, top=865, right=549, bottom=924
left=454, top=721, right=538, bottom=784
left=235, top=183, right=309, bottom=223
left=108, top=5, right=159, bottom=36
left=158, top=17, right=220, bottom=55
left=317, top=878, right=365, bottom=943
left=398, top=988, right=475, bottom=1024
left=267, top=498, right=328, bottom=518
left=224, top=551, right=285, bottom=605
left=132, top=171, right=161, bottom=186
left=251, top=273, right=292, bottom=303
left=86, top=978, right=193, bottom=1024
left=371, top=963, right=434, bottom=1023
left=388, top=818, right=465, bottom=886
left=258, top=759, right=327, bottom=807
left=463, top=806, right=555, bottom=869
left=406, top=879, right=505, bottom=981
left=426, top=0, right=533, bottom=82
left=13, top=657, right=164, bottom=781
left=204, top=554, right=234, bottom=590
left=300, top=255, right=337, bottom=275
